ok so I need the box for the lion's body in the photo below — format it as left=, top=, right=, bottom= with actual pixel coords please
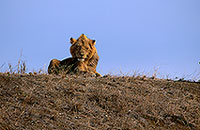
left=48, top=58, right=77, bottom=75
left=48, top=34, right=101, bottom=76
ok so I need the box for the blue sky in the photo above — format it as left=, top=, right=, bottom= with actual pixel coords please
left=0, top=0, right=200, bottom=79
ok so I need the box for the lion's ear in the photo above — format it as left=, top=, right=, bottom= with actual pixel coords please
left=92, top=40, right=96, bottom=45
left=70, top=37, right=76, bottom=44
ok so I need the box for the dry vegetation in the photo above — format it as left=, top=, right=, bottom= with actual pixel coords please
left=0, top=72, right=200, bottom=130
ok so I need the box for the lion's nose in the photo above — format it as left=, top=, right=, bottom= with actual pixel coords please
left=80, top=53, right=84, bottom=56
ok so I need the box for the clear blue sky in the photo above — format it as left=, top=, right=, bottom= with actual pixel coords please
left=0, top=0, right=200, bottom=79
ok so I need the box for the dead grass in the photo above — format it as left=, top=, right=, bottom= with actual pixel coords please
left=0, top=73, right=200, bottom=130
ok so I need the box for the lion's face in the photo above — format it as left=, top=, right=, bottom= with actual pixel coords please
left=70, top=34, right=96, bottom=62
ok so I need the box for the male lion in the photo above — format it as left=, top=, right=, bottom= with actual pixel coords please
left=48, top=34, right=101, bottom=77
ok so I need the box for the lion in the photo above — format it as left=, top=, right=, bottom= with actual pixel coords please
left=48, top=34, right=101, bottom=77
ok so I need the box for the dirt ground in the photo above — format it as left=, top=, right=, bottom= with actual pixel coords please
left=0, top=73, right=200, bottom=130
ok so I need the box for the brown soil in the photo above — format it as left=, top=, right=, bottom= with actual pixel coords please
left=0, top=73, right=200, bottom=130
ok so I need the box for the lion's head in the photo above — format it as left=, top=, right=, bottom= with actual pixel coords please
left=70, top=34, right=97, bottom=62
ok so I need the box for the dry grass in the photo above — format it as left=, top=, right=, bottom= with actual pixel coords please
left=0, top=73, right=200, bottom=130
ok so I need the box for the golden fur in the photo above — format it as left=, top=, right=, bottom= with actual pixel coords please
left=48, top=34, right=101, bottom=76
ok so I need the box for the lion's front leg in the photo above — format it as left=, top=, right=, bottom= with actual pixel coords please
left=87, top=66, right=102, bottom=77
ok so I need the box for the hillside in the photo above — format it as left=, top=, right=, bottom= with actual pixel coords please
left=0, top=73, right=200, bottom=130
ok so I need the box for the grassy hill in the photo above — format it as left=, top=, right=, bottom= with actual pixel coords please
left=0, top=73, right=199, bottom=130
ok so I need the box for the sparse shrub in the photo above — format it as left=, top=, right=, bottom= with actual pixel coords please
left=8, top=63, right=13, bottom=73
left=2, top=53, right=47, bottom=74
left=6, top=59, right=27, bottom=74
left=17, top=60, right=26, bottom=74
